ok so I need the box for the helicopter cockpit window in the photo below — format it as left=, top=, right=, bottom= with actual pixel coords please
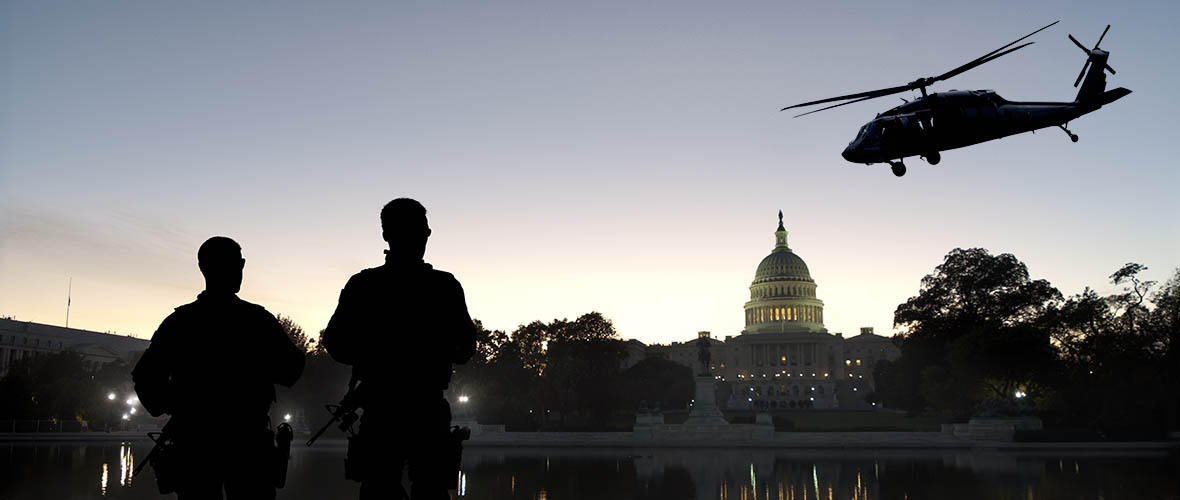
left=855, top=124, right=870, bottom=140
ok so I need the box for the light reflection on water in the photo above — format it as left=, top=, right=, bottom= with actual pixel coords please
left=0, top=441, right=1177, bottom=499
left=119, top=443, right=133, bottom=488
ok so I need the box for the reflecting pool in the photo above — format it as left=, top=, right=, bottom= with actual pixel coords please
left=2, top=441, right=1178, bottom=499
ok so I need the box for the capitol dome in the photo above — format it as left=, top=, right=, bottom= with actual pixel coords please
left=743, top=211, right=825, bottom=334
left=754, top=249, right=812, bottom=283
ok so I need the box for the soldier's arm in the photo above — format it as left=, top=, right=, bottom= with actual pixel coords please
left=131, top=314, right=179, bottom=417
left=321, top=275, right=364, bottom=366
left=448, top=277, right=477, bottom=365
left=265, top=311, right=305, bottom=388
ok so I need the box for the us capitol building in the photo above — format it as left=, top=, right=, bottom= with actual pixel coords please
left=626, top=212, right=899, bottom=410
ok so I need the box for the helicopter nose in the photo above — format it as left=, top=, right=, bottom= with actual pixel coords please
left=842, top=146, right=858, bottom=163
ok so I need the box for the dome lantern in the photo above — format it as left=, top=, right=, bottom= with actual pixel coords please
left=775, top=210, right=789, bottom=250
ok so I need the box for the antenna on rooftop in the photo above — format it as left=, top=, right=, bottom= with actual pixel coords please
left=66, top=277, right=72, bottom=328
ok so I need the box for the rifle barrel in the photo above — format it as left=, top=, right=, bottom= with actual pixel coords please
left=306, top=417, right=337, bottom=447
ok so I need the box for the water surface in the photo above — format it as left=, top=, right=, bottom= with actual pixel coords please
left=2, top=441, right=1177, bottom=499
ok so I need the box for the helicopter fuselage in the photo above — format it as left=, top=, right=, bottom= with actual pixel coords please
left=840, top=88, right=1128, bottom=165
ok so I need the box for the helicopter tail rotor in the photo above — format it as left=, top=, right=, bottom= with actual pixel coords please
left=1070, top=25, right=1116, bottom=88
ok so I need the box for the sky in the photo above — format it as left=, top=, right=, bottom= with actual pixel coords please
left=1, top=0, right=1177, bottom=346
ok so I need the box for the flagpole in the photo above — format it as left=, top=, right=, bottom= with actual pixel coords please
left=66, top=277, right=72, bottom=328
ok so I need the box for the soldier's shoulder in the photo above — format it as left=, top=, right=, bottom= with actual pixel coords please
left=427, top=268, right=463, bottom=287
left=167, top=299, right=201, bottom=318
left=235, top=297, right=277, bottom=320
left=151, top=300, right=199, bottom=340
left=344, top=266, right=386, bottom=288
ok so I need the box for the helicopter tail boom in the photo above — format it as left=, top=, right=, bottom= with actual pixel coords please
left=1088, top=87, right=1131, bottom=109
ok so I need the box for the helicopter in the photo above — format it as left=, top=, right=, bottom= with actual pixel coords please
left=782, top=21, right=1131, bottom=177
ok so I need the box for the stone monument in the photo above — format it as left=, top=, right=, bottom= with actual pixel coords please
left=683, top=337, right=728, bottom=425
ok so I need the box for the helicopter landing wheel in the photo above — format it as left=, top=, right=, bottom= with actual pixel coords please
left=890, top=161, right=906, bottom=177
left=1059, top=124, right=1079, bottom=143
left=924, top=152, right=941, bottom=165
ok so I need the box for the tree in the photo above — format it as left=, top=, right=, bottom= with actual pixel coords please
left=879, top=248, right=1060, bottom=415
left=275, top=327, right=349, bottom=430
left=1038, top=264, right=1177, bottom=436
left=1153, top=269, right=1180, bottom=430
left=511, top=321, right=548, bottom=375
left=276, top=314, right=312, bottom=352
left=1108, top=263, right=1156, bottom=335
left=0, top=351, right=133, bottom=430
left=622, top=357, right=694, bottom=411
left=542, top=312, right=626, bottom=427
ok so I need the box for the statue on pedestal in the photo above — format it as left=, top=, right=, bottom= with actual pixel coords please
left=696, top=338, right=712, bottom=376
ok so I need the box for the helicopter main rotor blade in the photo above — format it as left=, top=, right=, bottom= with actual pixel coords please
left=1095, top=24, right=1110, bottom=48
left=1068, top=34, right=1089, bottom=53
left=780, top=20, right=1056, bottom=115
left=932, top=42, right=1034, bottom=83
left=781, top=83, right=915, bottom=111
left=924, top=21, right=1057, bottom=85
left=966, top=20, right=1058, bottom=68
left=792, top=93, right=887, bottom=117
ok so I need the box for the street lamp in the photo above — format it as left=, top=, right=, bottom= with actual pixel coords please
left=107, top=392, right=116, bottom=401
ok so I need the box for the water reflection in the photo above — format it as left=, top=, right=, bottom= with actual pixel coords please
left=119, top=443, right=133, bottom=488
left=0, top=441, right=1177, bottom=499
left=459, top=448, right=1179, bottom=500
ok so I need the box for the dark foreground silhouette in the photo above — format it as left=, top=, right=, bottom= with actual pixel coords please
left=321, top=198, right=477, bottom=499
left=132, top=236, right=305, bottom=499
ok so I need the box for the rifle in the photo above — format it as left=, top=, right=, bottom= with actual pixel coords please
left=132, top=430, right=169, bottom=477
left=133, top=424, right=179, bottom=494
left=306, top=381, right=364, bottom=447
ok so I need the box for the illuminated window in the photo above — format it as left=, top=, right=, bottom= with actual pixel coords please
left=845, top=360, right=851, bottom=366
left=856, top=359, right=862, bottom=366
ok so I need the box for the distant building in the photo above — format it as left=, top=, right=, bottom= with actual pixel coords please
left=0, top=318, right=149, bottom=376
left=627, top=212, right=899, bottom=410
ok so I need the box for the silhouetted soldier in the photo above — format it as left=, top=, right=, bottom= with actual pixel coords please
left=321, top=198, right=477, bottom=500
left=132, top=236, right=305, bottom=499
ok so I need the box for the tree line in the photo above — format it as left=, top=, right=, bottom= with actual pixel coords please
left=3, top=247, right=1175, bottom=437
left=872, top=248, right=1179, bottom=439
left=275, top=311, right=694, bottom=431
